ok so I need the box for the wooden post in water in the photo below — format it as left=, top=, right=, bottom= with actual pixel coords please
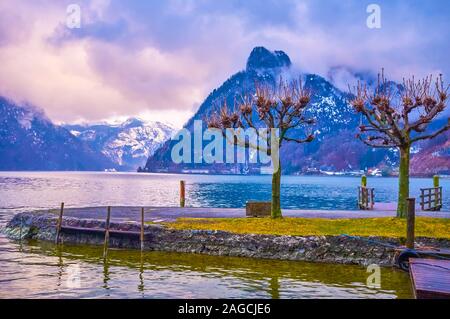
left=361, top=175, right=367, bottom=187
left=433, top=175, right=440, bottom=207
left=103, top=206, right=111, bottom=259
left=406, top=198, right=415, bottom=249
left=370, top=188, right=374, bottom=209
left=140, top=207, right=145, bottom=251
left=180, top=180, right=186, bottom=207
left=19, top=215, right=23, bottom=241
left=55, top=202, right=64, bottom=244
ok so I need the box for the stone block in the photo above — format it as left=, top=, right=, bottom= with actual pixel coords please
left=246, top=201, right=271, bottom=217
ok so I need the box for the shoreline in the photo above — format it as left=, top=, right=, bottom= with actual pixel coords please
left=4, top=211, right=449, bottom=267
left=2, top=170, right=450, bottom=179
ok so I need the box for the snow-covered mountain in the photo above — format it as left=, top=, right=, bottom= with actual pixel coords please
left=144, top=46, right=449, bottom=176
left=145, top=46, right=391, bottom=174
left=64, top=118, right=175, bottom=170
left=0, top=96, right=115, bottom=171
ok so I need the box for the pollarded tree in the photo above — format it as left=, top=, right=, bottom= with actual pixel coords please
left=207, top=79, right=315, bottom=218
left=350, top=70, right=449, bottom=217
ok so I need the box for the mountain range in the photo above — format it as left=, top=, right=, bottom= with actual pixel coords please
left=144, top=47, right=450, bottom=176
left=0, top=96, right=114, bottom=171
left=1, top=46, right=448, bottom=175
left=0, top=96, right=174, bottom=171
left=64, top=119, right=174, bottom=170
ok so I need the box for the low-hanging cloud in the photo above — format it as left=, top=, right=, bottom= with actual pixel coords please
left=0, top=0, right=449, bottom=127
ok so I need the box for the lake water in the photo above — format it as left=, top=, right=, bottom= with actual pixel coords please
left=1, top=171, right=441, bottom=299
left=1, top=171, right=448, bottom=211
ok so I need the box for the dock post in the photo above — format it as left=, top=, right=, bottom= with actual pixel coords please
left=55, top=202, right=64, bottom=244
left=361, top=175, right=367, bottom=187
left=180, top=180, right=185, bottom=207
left=433, top=175, right=439, bottom=207
left=140, top=207, right=145, bottom=251
left=19, top=215, right=23, bottom=241
left=103, top=206, right=111, bottom=259
left=406, top=198, right=415, bottom=249
left=433, top=175, right=439, bottom=188
left=370, top=188, right=374, bottom=210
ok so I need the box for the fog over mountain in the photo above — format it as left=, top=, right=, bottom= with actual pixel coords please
left=0, top=96, right=175, bottom=171
left=144, top=47, right=450, bottom=176
left=1, top=46, right=448, bottom=174
left=0, top=96, right=115, bottom=171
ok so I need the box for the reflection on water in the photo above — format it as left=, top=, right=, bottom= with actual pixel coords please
left=0, top=238, right=412, bottom=299
left=0, top=172, right=423, bottom=298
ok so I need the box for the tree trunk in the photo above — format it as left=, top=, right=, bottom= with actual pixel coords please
left=271, top=159, right=282, bottom=218
left=397, top=145, right=411, bottom=218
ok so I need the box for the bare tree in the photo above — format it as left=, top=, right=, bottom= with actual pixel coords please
left=207, top=79, right=315, bottom=218
left=350, top=70, right=450, bottom=217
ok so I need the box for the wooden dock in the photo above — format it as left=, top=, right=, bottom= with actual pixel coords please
left=409, top=258, right=450, bottom=299
left=55, top=205, right=151, bottom=254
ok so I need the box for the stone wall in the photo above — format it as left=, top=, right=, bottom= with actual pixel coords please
left=4, top=212, right=449, bottom=267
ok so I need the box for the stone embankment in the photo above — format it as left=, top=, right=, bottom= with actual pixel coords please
left=4, top=212, right=449, bottom=267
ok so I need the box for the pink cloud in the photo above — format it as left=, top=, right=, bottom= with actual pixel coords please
left=0, top=0, right=448, bottom=127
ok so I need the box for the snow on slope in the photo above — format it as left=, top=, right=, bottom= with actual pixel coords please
left=64, top=118, right=175, bottom=170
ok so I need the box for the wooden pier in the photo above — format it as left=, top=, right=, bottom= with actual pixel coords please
left=420, top=187, right=443, bottom=211
left=357, top=186, right=375, bottom=210
left=409, top=258, right=450, bottom=299
left=55, top=204, right=151, bottom=253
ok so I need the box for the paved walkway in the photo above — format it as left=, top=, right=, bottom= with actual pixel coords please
left=54, top=205, right=450, bottom=223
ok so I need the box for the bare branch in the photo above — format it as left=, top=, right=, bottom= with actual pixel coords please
left=349, top=70, right=449, bottom=149
left=284, top=134, right=314, bottom=144
left=410, top=119, right=450, bottom=143
left=206, top=77, right=316, bottom=155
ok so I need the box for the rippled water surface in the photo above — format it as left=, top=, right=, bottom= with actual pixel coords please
left=1, top=171, right=449, bottom=210
left=0, top=171, right=431, bottom=298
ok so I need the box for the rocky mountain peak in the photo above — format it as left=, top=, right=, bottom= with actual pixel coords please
left=246, top=46, right=291, bottom=71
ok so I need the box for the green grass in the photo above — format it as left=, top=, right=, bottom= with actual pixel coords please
left=163, top=217, right=450, bottom=239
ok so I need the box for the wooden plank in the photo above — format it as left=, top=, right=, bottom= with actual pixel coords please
left=406, top=198, right=415, bottom=249
left=19, top=215, right=23, bottom=240
left=414, top=248, right=450, bottom=257
left=55, top=202, right=64, bottom=244
left=370, top=188, right=374, bottom=209
left=180, top=180, right=186, bottom=207
left=140, top=207, right=145, bottom=251
left=410, top=258, right=450, bottom=299
left=357, top=186, right=361, bottom=208
left=362, top=187, right=366, bottom=209
left=103, top=206, right=111, bottom=259
left=428, top=191, right=432, bottom=210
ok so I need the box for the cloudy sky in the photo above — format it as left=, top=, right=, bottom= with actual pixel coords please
left=0, top=0, right=449, bottom=127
